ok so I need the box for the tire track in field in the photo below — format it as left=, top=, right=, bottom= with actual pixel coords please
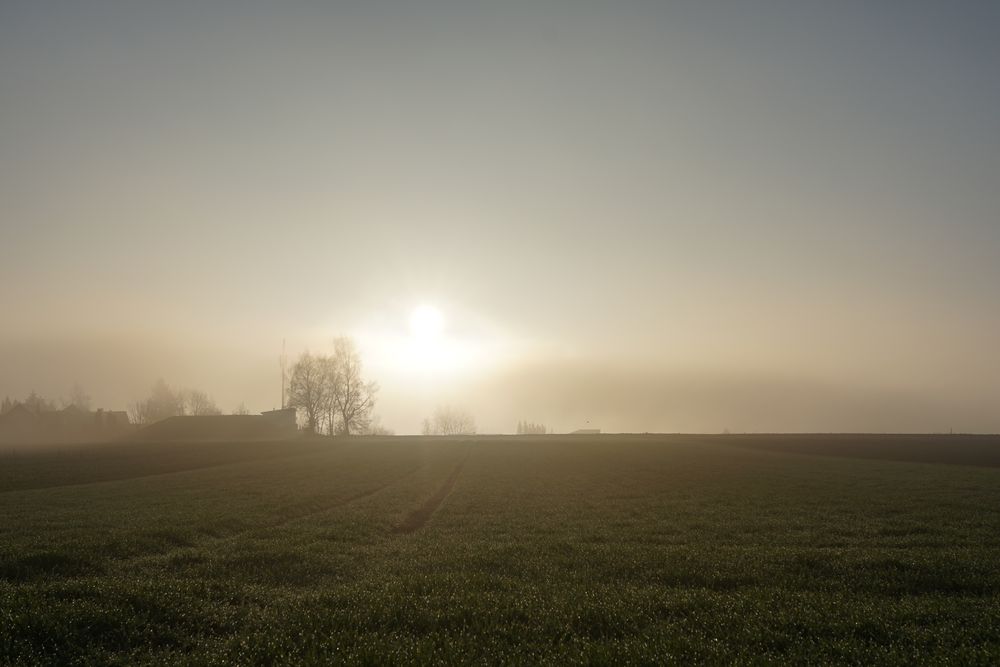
left=265, top=464, right=423, bottom=531
left=110, top=463, right=424, bottom=570
left=392, top=448, right=470, bottom=534
left=0, top=441, right=358, bottom=495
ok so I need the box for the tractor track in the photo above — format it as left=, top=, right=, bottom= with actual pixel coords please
left=392, top=448, right=470, bottom=534
left=112, top=463, right=424, bottom=569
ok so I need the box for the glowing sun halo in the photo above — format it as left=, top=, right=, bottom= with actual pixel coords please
left=360, top=303, right=498, bottom=378
left=409, top=305, right=444, bottom=341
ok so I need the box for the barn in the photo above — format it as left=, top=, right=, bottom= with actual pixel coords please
left=134, top=408, right=298, bottom=442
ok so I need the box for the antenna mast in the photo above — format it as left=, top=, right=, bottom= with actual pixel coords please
left=280, top=339, right=287, bottom=409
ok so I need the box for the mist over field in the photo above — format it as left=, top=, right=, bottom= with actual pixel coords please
left=2, top=1, right=999, bottom=434
left=3, top=3, right=1000, bottom=663
left=2, top=333, right=998, bottom=434
left=1, top=331, right=998, bottom=435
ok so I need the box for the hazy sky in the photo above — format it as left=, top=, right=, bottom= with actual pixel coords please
left=2, top=1, right=999, bottom=433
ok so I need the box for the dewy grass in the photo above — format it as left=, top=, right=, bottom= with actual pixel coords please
left=2, top=434, right=1000, bottom=664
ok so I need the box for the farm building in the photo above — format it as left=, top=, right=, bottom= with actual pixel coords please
left=0, top=404, right=133, bottom=444
left=135, top=407, right=298, bottom=442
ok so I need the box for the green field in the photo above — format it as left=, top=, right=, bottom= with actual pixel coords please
left=3, top=435, right=1000, bottom=664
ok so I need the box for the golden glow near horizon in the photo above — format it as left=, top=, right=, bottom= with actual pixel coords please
left=2, top=3, right=1000, bottom=433
left=409, top=305, right=445, bottom=341
left=356, top=303, right=501, bottom=381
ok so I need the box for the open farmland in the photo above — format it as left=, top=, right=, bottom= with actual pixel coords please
left=2, top=434, right=1000, bottom=664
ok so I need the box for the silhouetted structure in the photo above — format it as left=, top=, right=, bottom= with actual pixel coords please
left=0, top=404, right=133, bottom=444
left=261, top=407, right=297, bottom=433
left=517, top=420, right=548, bottom=435
left=134, top=407, right=298, bottom=442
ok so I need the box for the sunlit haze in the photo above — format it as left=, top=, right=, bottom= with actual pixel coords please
left=2, top=1, right=999, bottom=433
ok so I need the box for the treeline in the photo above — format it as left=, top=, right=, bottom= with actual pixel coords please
left=516, top=420, right=548, bottom=435
left=422, top=406, right=477, bottom=436
left=1, top=384, right=92, bottom=415
left=3, top=336, right=382, bottom=434
left=1, top=381, right=226, bottom=426
left=128, top=380, right=223, bottom=425
left=287, top=337, right=379, bottom=436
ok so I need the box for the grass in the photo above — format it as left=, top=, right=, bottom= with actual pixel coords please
left=2, top=434, right=1000, bottom=664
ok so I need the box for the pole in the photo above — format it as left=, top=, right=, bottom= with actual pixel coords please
left=280, top=339, right=287, bottom=409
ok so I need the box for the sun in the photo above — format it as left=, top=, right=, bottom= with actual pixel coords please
left=359, top=302, right=504, bottom=379
left=409, top=305, right=444, bottom=341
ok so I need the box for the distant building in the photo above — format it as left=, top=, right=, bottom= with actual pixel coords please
left=135, top=408, right=298, bottom=442
left=261, top=407, right=297, bottom=433
left=571, top=428, right=601, bottom=435
left=94, top=409, right=131, bottom=428
left=0, top=403, right=39, bottom=441
left=0, top=404, right=134, bottom=444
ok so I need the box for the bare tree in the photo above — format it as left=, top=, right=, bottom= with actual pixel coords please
left=127, top=400, right=148, bottom=425
left=184, top=389, right=221, bottom=416
left=425, top=405, right=476, bottom=435
left=232, top=402, right=250, bottom=416
left=147, top=379, right=185, bottom=422
left=127, top=379, right=187, bottom=425
left=288, top=351, right=329, bottom=434
left=3, top=392, right=58, bottom=415
left=329, top=337, right=377, bottom=435
left=286, top=338, right=378, bottom=436
left=67, top=383, right=91, bottom=411
left=321, top=353, right=340, bottom=436
left=365, top=415, right=394, bottom=436
left=23, top=391, right=56, bottom=414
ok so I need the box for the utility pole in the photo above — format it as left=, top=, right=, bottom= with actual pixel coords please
left=280, top=339, right=287, bottom=409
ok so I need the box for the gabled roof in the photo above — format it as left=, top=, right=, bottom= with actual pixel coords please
left=0, top=403, right=37, bottom=422
left=135, top=414, right=296, bottom=442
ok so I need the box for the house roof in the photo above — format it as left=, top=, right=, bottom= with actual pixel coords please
left=0, top=403, right=37, bottom=423
left=134, top=414, right=296, bottom=442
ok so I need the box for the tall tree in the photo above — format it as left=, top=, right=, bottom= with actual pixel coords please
left=330, top=337, right=377, bottom=435
left=23, top=391, right=56, bottom=414
left=184, top=389, right=221, bottom=416
left=128, top=379, right=185, bottom=425
left=67, top=383, right=91, bottom=411
left=148, top=379, right=184, bottom=422
left=288, top=351, right=328, bottom=434
left=321, top=353, right=340, bottom=436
